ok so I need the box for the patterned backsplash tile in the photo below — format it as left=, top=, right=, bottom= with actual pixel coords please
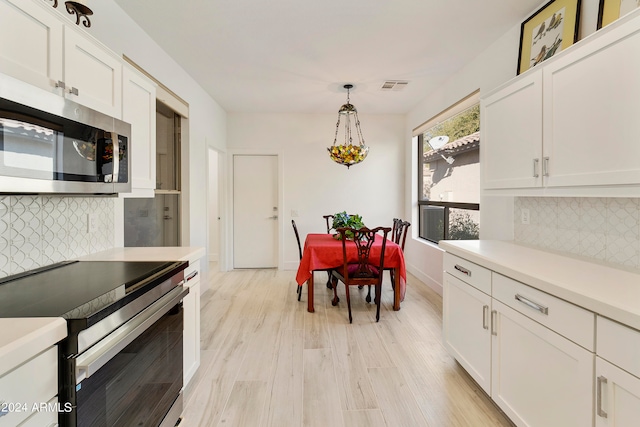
left=515, top=197, right=640, bottom=270
left=0, top=196, right=114, bottom=278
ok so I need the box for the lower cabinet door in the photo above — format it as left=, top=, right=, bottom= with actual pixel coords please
left=443, top=273, right=492, bottom=393
left=596, top=357, right=640, bottom=427
left=491, top=300, right=593, bottom=427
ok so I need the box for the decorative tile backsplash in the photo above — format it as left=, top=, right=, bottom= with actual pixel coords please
left=514, top=197, right=640, bottom=270
left=0, top=196, right=114, bottom=278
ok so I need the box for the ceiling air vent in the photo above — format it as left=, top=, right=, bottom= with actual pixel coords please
left=380, top=80, right=409, bottom=91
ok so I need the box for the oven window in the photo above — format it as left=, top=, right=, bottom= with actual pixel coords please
left=75, top=304, right=183, bottom=427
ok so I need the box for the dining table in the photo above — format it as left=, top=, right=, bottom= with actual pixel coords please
left=295, top=233, right=407, bottom=313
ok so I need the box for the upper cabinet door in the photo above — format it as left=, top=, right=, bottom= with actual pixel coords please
left=543, top=12, right=640, bottom=188
left=0, top=0, right=63, bottom=92
left=481, top=70, right=543, bottom=190
left=122, top=65, right=157, bottom=197
left=64, top=29, right=123, bottom=117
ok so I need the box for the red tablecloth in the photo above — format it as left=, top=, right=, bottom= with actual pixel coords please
left=295, top=233, right=407, bottom=310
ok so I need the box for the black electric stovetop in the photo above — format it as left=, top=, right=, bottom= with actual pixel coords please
left=0, top=260, right=187, bottom=328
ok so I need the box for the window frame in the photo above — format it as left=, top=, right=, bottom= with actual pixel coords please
left=414, top=91, right=481, bottom=244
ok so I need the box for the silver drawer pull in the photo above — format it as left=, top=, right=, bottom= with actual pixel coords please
left=482, top=305, right=489, bottom=330
left=597, top=376, right=608, bottom=418
left=454, top=264, right=471, bottom=277
left=186, top=270, right=198, bottom=281
left=515, top=294, right=549, bottom=315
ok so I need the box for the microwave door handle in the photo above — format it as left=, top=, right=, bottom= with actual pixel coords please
left=111, top=132, right=119, bottom=183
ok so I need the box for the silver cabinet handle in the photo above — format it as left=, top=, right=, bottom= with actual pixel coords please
left=55, top=80, right=66, bottom=89
left=111, top=131, right=120, bottom=183
left=482, top=305, right=489, bottom=330
left=68, top=86, right=79, bottom=96
left=454, top=264, right=471, bottom=277
left=597, top=376, right=608, bottom=418
left=533, top=158, right=540, bottom=178
left=186, top=270, right=198, bottom=281
left=491, top=310, right=497, bottom=336
left=515, top=294, right=549, bottom=315
left=543, top=157, right=550, bottom=177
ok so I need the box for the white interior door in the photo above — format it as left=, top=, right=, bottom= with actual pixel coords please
left=233, top=155, right=278, bottom=268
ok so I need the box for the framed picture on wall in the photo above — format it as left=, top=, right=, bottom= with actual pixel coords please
left=517, top=0, right=581, bottom=75
left=598, top=0, right=640, bottom=29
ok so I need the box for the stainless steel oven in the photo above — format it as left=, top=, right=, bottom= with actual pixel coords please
left=0, top=260, right=188, bottom=427
left=0, top=72, right=130, bottom=194
left=64, top=286, right=186, bottom=427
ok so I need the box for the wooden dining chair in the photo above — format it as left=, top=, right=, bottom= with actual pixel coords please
left=361, top=219, right=410, bottom=301
left=329, top=226, right=391, bottom=323
left=322, top=214, right=355, bottom=288
left=291, top=220, right=304, bottom=301
left=386, top=218, right=410, bottom=290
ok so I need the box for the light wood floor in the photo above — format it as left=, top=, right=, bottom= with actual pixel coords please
left=182, top=265, right=514, bottom=427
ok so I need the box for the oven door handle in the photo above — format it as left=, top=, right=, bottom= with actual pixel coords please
left=75, top=285, right=188, bottom=383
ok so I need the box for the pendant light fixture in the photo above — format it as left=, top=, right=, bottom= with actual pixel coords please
left=328, top=84, right=369, bottom=168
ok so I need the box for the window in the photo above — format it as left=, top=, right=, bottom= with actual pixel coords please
left=415, top=92, right=480, bottom=243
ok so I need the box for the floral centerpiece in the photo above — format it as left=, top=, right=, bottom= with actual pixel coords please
left=331, top=211, right=364, bottom=240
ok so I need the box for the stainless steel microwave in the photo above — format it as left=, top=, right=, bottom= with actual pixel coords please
left=0, top=73, right=130, bottom=194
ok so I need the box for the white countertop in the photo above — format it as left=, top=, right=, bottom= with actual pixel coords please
left=439, top=240, right=640, bottom=331
left=0, top=317, right=67, bottom=377
left=78, top=246, right=206, bottom=263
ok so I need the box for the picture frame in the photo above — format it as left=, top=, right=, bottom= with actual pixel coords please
left=517, top=0, right=581, bottom=75
left=598, top=0, right=640, bottom=29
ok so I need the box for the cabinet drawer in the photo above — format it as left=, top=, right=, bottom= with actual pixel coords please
left=17, top=397, right=58, bottom=427
left=597, top=316, right=640, bottom=379
left=493, top=273, right=594, bottom=350
left=443, top=253, right=491, bottom=294
left=0, top=346, right=57, bottom=427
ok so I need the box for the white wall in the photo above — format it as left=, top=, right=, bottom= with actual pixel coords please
left=403, top=0, right=603, bottom=294
left=227, top=112, right=405, bottom=270
left=208, top=149, right=220, bottom=262
left=86, top=1, right=228, bottom=268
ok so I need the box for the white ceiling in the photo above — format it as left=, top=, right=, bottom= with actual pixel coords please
left=114, top=0, right=543, bottom=115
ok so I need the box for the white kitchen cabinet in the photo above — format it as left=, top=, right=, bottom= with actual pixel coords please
left=481, top=69, right=543, bottom=190
left=183, top=258, right=201, bottom=387
left=595, top=316, right=640, bottom=426
left=491, top=299, right=594, bottom=427
left=0, top=0, right=63, bottom=91
left=542, top=11, right=640, bottom=188
left=0, top=346, right=58, bottom=427
left=443, top=251, right=596, bottom=427
left=0, top=0, right=122, bottom=118
left=63, top=28, right=122, bottom=117
left=595, top=357, right=640, bottom=427
left=121, top=65, right=157, bottom=197
left=481, top=8, right=640, bottom=193
left=443, top=273, right=492, bottom=393
left=17, top=397, right=58, bottom=427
